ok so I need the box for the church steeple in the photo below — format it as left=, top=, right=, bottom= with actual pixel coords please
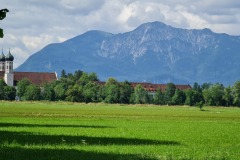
left=5, top=48, right=14, bottom=73
left=4, top=48, right=14, bottom=86
left=5, top=48, right=14, bottom=61
left=0, top=49, right=6, bottom=71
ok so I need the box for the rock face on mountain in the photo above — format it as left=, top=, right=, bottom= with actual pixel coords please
left=15, top=21, right=240, bottom=85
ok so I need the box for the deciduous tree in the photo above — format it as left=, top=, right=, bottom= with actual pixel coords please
left=223, top=86, right=233, bottom=107
left=61, top=69, right=67, bottom=78
left=43, top=83, right=55, bottom=101
left=132, top=84, right=149, bottom=104
left=3, top=86, right=16, bottom=100
left=65, top=85, right=83, bottom=102
left=154, top=88, right=164, bottom=105
left=0, top=79, right=7, bottom=100
left=164, top=83, right=176, bottom=105
left=203, top=83, right=224, bottom=106
left=185, top=89, right=202, bottom=106
left=232, top=81, right=240, bottom=106
left=24, top=84, right=41, bottom=101
left=17, top=78, right=31, bottom=100
left=119, top=81, right=133, bottom=104
left=172, top=89, right=186, bottom=105
left=54, top=82, right=67, bottom=101
left=83, top=81, right=100, bottom=103
left=78, top=72, right=98, bottom=86
left=103, top=78, right=120, bottom=103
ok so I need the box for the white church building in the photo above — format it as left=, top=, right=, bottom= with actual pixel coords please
left=0, top=50, right=58, bottom=86
left=0, top=49, right=14, bottom=86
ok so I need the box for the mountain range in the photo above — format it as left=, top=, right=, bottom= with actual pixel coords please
left=15, top=21, right=240, bottom=85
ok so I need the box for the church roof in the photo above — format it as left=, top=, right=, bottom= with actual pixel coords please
left=5, top=50, right=14, bottom=61
left=0, top=71, right=58, bottom=86
left=13, top=72, right=57, bottom=86
left=0, top=52, right=5, bottom=62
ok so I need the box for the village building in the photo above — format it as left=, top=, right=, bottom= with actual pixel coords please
left=0, top=50, right=58, bottom=86
left=95, top=81, right=191, bottom=95
left=130, top=82, right=191, bottom=94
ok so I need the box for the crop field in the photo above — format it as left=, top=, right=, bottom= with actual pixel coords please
left=0, top=101, right=240, bottom=160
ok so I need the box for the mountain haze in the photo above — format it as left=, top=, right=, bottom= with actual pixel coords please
left=16, top=21, right=240, bottom=85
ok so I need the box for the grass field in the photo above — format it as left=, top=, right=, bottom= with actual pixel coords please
left=0, top=101, right=240, bottom=160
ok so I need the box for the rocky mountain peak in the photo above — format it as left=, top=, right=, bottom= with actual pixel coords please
left=16, top=21, right=240, bottom=85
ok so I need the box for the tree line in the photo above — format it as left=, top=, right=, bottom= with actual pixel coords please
left=1, top=70, right=240, bottom=107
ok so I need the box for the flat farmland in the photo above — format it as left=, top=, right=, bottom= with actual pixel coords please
left=0, top=101, right=240, bottom=160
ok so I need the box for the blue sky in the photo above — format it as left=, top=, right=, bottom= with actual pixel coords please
left=0, top=0, right=240, bottom=68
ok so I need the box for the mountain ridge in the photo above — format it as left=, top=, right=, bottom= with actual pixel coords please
left=15, top=21, right=240, bottom=85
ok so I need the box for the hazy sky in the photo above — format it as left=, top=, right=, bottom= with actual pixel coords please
left=1, top=0, right=240, bottom=68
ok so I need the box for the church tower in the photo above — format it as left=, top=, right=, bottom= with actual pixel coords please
left=0, top=50, right=5, bottom=71
left=4, top=49, right=14, bottom=86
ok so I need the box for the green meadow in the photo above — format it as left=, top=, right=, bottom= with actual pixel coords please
left=0, top=101, right=240, bottom=160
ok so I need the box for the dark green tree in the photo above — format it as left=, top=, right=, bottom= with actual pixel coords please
left=132, top=84, right=149, bottom=104
left=103, top=78, right=120, bottom=103
left=78, top=72, right=89, bottom=86
left=193, top=82, right=202, bottom=92
left=97, top=85, right=105, bottom=102
left=3, top=86, right=16, bottom=100
left=203, top=83, right=224, bottom=106
left=232, top=81, right=240, bottom=106
left=88, top=72, right=98, bottom=81
left=0, top=8, right=9, bottom=38
left=119, top=81, right=133, bottom=104
left=0, top=79, right=7, bottom=100
left=65, top=85, right=83, bottom=102
left=17, top=78, right=31, bottom=100
left=67, top=73, right=74, bottom=79
left=54, top=82, right=67, bottom=101
left=43, top=83, right=55, bottom=101
left=223, top=86, right=233, bottom=107
left=201, top=82, right=212, bottom=90
left=53, top=75, right=75, bottom=101
left=73, top=70, right=83, bottom=82
left=61, top=69, right=67, bottom=78
left=78, top=72, right=98, bottom=86
left=164, top=83, right=176, bottom=105
left=83, top=81, right=100, bottom=103
left=24, top=84, right=41, bottom=101
left=185, top=89, right=202, bottom=106
left=196, top=101, right=204, bottom=111
left=172, top=89, right=186, bottom=105
left=212, top=83, right=225, bottom=106
left=154, top=88, right=165, bottom=105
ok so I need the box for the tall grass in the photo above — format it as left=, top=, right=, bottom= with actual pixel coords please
left=0, top=101, right=240, bottom=159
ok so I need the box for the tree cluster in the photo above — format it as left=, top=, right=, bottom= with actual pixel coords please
left=1, top=70, right=240, bottom=107
left=0, top=79, right=16, bottom=100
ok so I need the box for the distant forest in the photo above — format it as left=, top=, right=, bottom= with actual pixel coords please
left=1, top=69, right=240, bottom=107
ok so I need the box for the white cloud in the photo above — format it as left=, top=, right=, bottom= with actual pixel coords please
left=179, top=10, right=208, bottom=29
left=22, top=34, right=56, bottom=51
left=11, top=47, right=29, bottom=68
left=118, top=4, right=136, bottom=23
